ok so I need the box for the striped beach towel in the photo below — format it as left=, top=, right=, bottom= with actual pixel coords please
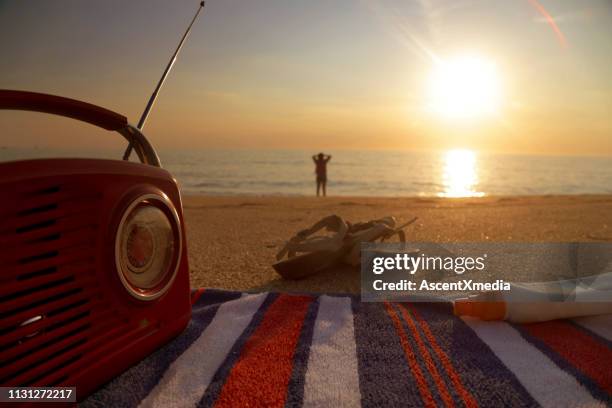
left=83, top=289, right=612, bottom=407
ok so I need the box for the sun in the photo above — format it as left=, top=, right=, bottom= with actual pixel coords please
left=427, top=55, right=501, bottom=119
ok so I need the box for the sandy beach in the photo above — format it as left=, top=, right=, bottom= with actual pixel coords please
left=183, top=195, right=612, bottom=294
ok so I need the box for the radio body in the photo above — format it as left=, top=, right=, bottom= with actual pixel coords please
left=0, top=90, right=191, bottom=400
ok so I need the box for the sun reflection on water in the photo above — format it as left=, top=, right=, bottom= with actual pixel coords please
left=440, top=149, right=484, bottom=197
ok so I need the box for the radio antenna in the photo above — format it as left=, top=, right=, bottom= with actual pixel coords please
left=124, top=1, right=206, bottom=161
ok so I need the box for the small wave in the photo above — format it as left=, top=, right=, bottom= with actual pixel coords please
left=412, top=181, right=443, bottom=188
left=192, top=181, right=225, bottom=188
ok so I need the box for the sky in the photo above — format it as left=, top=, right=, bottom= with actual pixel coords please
left=0, top=0, right=611, bottom=155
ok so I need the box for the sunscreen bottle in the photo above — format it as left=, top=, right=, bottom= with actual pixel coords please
left=454, top=272, right=612, bottom=323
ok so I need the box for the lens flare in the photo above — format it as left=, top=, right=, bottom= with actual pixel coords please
left=528, top=0, right=567, bottom=48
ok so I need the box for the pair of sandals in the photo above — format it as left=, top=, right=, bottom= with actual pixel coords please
left=273, top=215, right=418, bottom=279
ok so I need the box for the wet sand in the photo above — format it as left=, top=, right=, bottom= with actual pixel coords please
left=183, top=195, right=612, bottom=294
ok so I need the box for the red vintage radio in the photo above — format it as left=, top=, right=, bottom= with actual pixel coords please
left=0, top=90, right=191, bottom=401
left=0, top=2, right=207, bottom=401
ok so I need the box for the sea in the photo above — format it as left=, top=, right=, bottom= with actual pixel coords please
left=2, top=148, right=611, bottom=197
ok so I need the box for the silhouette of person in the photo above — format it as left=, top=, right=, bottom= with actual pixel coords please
left=312, top=152, right=331, bottom=196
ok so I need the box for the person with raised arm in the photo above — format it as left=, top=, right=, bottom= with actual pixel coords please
left=312, top=152, right=331, bottom=197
